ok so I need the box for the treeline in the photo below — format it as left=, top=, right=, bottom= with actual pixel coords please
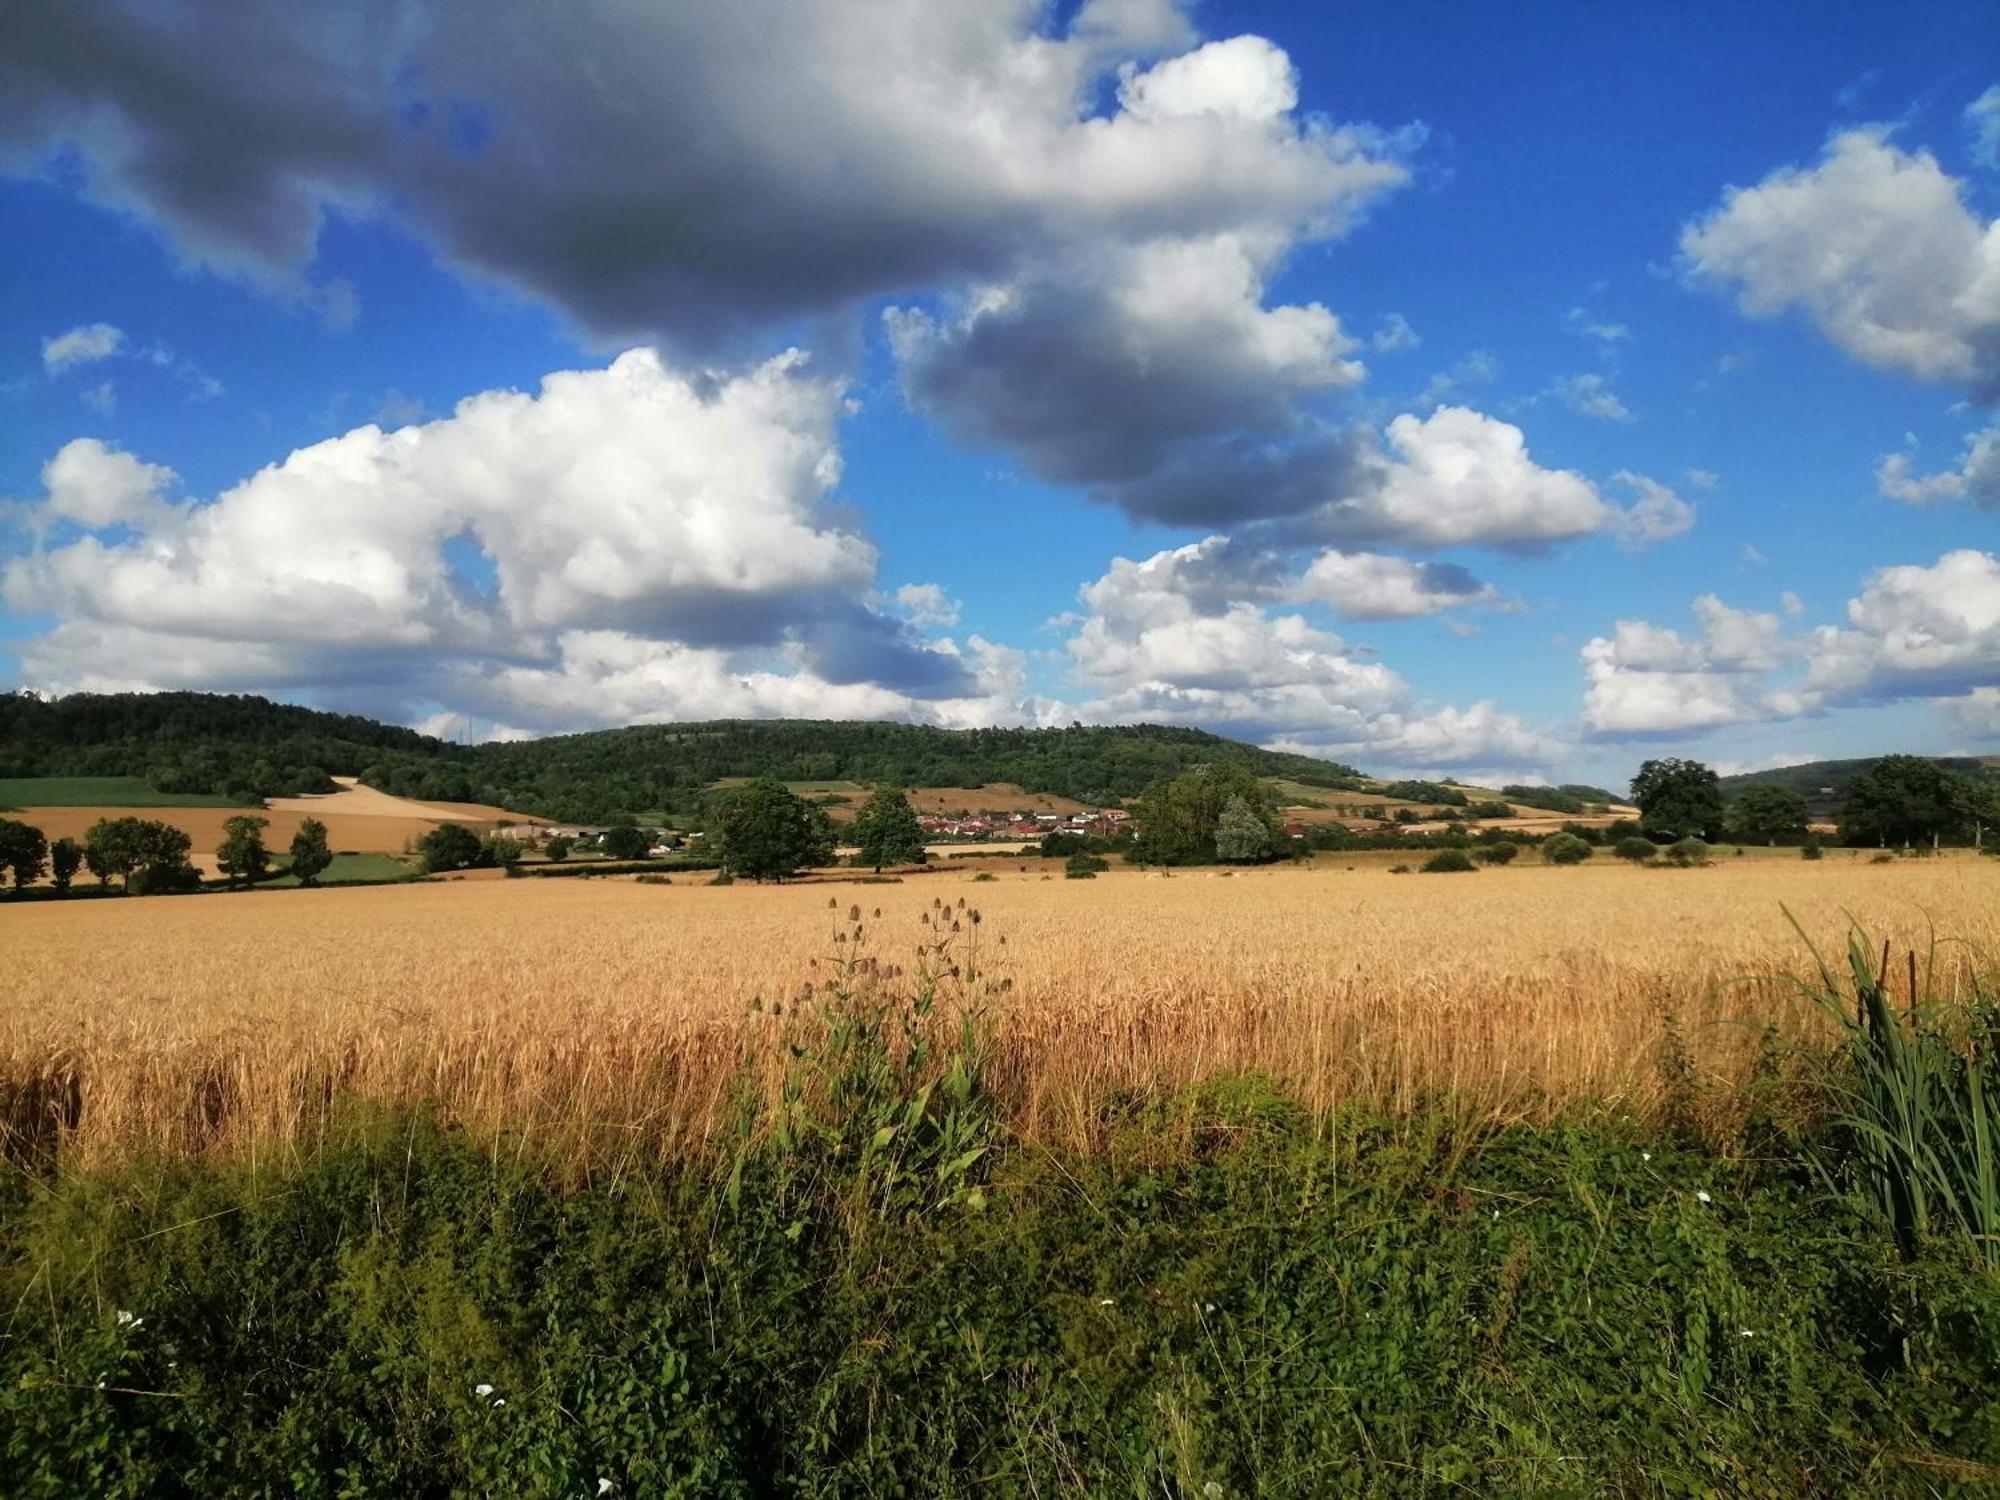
left=0, top=690, right=451, bottom=802
left=1, top=692, right=1367, bottom=822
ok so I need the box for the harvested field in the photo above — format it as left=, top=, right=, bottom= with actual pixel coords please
left=4, top=854, right=1995, bottom=1169
left=13, top=776, right=544, bottom=870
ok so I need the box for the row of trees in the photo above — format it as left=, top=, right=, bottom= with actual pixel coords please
left=0, top=814, right=335, bottom=895
left=1632, top=755, right=2000, bottom=848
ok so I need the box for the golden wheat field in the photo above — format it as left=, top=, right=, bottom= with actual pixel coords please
left=3, top=854, right=1996, bottom=1170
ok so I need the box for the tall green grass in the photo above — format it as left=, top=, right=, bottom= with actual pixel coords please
left=1789, top=915, right=2000, bottom=1269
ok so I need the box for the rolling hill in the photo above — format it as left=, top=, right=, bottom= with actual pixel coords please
left=1, top=691, right=1371, bottom=823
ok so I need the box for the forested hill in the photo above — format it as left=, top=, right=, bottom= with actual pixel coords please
left=0, top=691, right=1367, bottom=821
left=0, top=690, right=451, bottom=802
left=1721, top=755, right=1998, bottom=819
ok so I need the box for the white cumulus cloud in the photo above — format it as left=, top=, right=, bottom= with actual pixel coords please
left=41, top=322, right=124, bottom=373
left=1680, top=129, right=2000, bottom=385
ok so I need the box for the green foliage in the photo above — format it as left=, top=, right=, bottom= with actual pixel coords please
left=543, top=835, right=572, bottom=863
left=1383, top=779, right=1468, bottom=806
left=47, top=837, right=82, bottom=894
left=215, top=815, right=271, bottom=887
left=1664, top=836, right=1711, bottom=867
left=1726, top=782, right=1811, bottom=845
left=416, top=823, right=484, bottom=874
left=1419, top=848, right=1476, bottom=873
left=83, top=817, right=195, bottom=893
left=1064, top=851, right=1109, bottom=879
left=1471, top=840, right=1518, bottom=865
left=4, top=689, right=1372, bottom=823
left=1212, top=792, right=1275, bottom=863
left=598, top=820, right=651, bottom=860
left=1541, top=832, right=1594, bottom=866
left=1839, top=754, right=1976, bottom=848
left=1630, top=757, right=1725, bottom=841
left=288, top=817, right=333, bottom=887
left=483, top=835, right=525, bottom=869
left=1613, top=835, right=1657, bottom=863
left=850, top=786, right=927, bottom=871
left=0, top=816, right=49, bottom=892
left=1135, top=763, right=1278, bottom=866
left=6, top=1096, right=1999, bottom=1493
left=713, top=778, right=834, bottom=880
left=1801, top=836, right=1825, bottom=861
left=1790, top=922, right=2000, bottom=1270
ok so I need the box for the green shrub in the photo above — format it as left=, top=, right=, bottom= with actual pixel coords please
left=1614, top=836, right=1656, bottom=863
left=1541, top=832, right=1593, bottom=865
left=1472, top=840, right=1519, bottom=865
left=1666, top=837, right=1711, bottom=867
left=1064, top=851, right=1109, bottom=879
left=1801, top=837, right=1825, bottom=861
left=1420, top=848, right=1477, bottom=873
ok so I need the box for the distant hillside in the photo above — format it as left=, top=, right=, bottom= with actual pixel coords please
left=0, top=690, right=452, bottom=802
left=0, top=691, right=1367, bottom=823
left=1721, top=755, right=1998, bottom=819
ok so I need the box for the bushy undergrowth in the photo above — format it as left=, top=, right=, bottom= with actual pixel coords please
left=5, top=1114, right=1999, bottom=1492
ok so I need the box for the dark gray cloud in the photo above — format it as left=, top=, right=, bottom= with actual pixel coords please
left=1, top=1, right=1391, bottom=351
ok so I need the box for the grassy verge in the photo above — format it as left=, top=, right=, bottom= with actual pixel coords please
left=5, top=1101, right=1996, bottom=1495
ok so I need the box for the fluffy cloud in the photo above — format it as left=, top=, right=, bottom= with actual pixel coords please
left=1303, top=407, right=1611, bottom=549
left=1875, top=423, right=2000, bottom=508
left=1944, top=686, right=2000, bottom=739
left=37, top=438, right=176, bottom=530
left=1582, top=597, right=1799, bottom=736
left=1804, top=549, right=2000, bottom=703
left=1062, top=538, right=1557, bottom=771
left=1, top=2, right=1397, bottom=351
left=1582, top=551, right=2000, bottom=738
left=1680, top=130, right=2000, bottom=384
left=3, top=350, right=1033, bottom=727
left=41, top=322, right=124, bottom=373
left=1292, top=550, right=1499, bottom=619
left=889, top=227, right=1388, bottom=524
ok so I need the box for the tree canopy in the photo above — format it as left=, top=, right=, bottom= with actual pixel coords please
left=1630, top=758, right=1725, bottom=841
left=289, top=818, right=333, bottom=886
left=84, top=817, right=196, bottom=893
left=216, top=814, right=271, bottom=886
left=714, top=778, right=836, bottom=880
left=1134, top=763, right=1280, bottom=866
left=0, top=817, right=48, bottom=893
left=1838, top=755, right=1973, bottom=848
left=851, top=786, right=927, bottom=871
left=1725, top=783, right=1811, bottom=845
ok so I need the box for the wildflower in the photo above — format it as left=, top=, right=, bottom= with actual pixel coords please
left=115, top=1310, right=143, bottom=1329
left=1695, top=1190, right=1712, bottom=1204
left=1739, top=1328, right=1754, bottom=1338
left=599, top=1482, right=615, bottom=1496
left=1640, top=1151, right=1652, bottom=1162
left=1097, top=1297, right=1115, bottom=1306
left=474, top=1383, right=495, bottom=1397
left=492, top=1397, right=507, bottom=1409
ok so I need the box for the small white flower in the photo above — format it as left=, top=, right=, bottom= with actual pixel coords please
left=598, top=1481, right=615, bottom=1496
left=115, top=1310, right=142, bottom=1328
left=1739, top=1328, right=1754, bottom=1338
left=1641, top=1151, right=1652, bottom=1162
left=1695, top=1190, right=1712, bottom=1204
left=492, top=1398, right=507, bottom=1409
left=1097, top=1297, right=1115, bottom=1306
left=1491, top=1208, right=1500, bottom=1219
left=1203, top=1303, right=1216, bottom=1314
left=474, top=1383, right=495, bottom=1397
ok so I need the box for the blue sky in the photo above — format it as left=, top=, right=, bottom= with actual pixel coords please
left=1, top=0, right=1995, bottom=788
